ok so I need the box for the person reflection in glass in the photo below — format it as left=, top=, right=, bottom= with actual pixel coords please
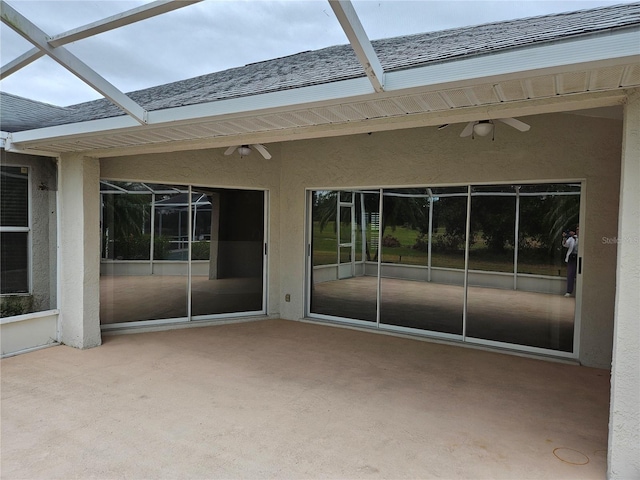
left=562, top=225, right=579, bottom=297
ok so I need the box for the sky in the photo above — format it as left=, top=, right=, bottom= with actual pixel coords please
left=0, top=0, right=636, bottom=106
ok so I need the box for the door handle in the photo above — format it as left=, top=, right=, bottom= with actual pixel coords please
left=578, top=257, right=582, bottom=275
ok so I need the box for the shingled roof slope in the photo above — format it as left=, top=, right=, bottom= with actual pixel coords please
left=0, top=92, right=73, bottom=132
left=2, top=2, right=639, bottom=133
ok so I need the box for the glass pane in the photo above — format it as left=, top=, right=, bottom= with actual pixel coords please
left=339, top=191, right=353, bottom=203
left=468, top=185, right=516, bottom=273
left=310, top=190, right=379, bottom=322
left=517, top=186, right=579, bottom=276
left=466, top=183, right=579, bottom=352
left=379, top=187, right=465, bottom=335
left=191, top=188, right=264, bottom=317
left=0, top=232, right=28, bottom=294
left=101, top=193, right=152, bottom=260
left=312, top=191, right=338, bottom=266
left=100, top=184, right=189, bottom=324
left=1, top=166, right=28, bottom=227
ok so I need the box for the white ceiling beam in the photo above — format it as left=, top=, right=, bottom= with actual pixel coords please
left=0, top=47, right=43, bottom=79
left=47, top=0, right=203, bottom=48
left=1, top=1, right=201, bottom=79
left=328, top=0, right=385, bottom=92
left=1, top=0, right=147, bottom=124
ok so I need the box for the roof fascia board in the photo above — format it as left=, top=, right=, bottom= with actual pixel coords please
left=0, top=0, right=148, bottom=125
left=328, top=0, right=384, bottom=92
left=386, top=27, right=640, bottom=93
left=9, top=77, right=376, bottom=144
left=47, top=0, right=202, bottom=47
left=7, top=27, right=639, bottom=146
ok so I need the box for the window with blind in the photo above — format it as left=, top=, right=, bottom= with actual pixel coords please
left=1, top=166, right=29, bottom=294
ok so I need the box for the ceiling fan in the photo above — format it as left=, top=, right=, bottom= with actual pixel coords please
left=458, top=118, right=531, bottom=138
left=224, top=144, right=271, bottom=159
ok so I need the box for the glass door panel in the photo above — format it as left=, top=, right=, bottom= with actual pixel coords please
left=191, top=188, right=264, bottom=317
left=379, top=187, right=466, bottom=335
left=466, top=185, right=517, bottom=343
left=100, top=183, right=188, bottom=324
left=511, top=184, right=580, bottom=351
left=465, top=183, right=580, bottom=352
left=310, top=190, right=380, bottom=323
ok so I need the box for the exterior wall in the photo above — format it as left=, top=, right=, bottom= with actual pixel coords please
left=279, top=111, right=621, bottom=368
left=608, top=90, right=640, bottom=480
left=1, top=311, right=58, bottom=356
left=0, top=151, right=57, bottom=313
left=100, top=111, right=622, bottom=368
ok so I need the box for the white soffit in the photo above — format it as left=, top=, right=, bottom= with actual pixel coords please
left=6, top=27, right=640, bottom=156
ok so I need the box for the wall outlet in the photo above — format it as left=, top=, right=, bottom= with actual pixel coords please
left=285, top=294, right=291, bottom=302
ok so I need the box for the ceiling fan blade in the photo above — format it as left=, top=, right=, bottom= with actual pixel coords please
left=460, top=122, right=476, bottom=137
left=497, top=117, right=530, bottom=132
left=224, top=146, right=238, bottom=156
left=252, top=143, right=271, bottom=160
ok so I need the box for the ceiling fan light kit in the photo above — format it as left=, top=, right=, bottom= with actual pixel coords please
left=473, top=121, right=494, bottom=137
left=455, top=117, right=531, bottom=140
left=224, top=143, right=272, bottom=159
left=237, top=146, right=252, bottom=156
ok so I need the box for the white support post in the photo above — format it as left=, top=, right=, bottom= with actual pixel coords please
left=58, top=153, right=101, bottom=349
left=608, top=89, right=640, bottom=479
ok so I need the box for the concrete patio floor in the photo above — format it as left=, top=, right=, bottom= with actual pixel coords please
left=1, top=319, right=610, bottom=479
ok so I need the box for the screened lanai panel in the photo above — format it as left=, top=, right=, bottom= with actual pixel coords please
left=379, top=187, right=466, bottom=335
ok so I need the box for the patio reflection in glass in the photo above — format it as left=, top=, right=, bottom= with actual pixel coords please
left=309, top=184, right=580, bottom=354
left=100, top=182, right=265, bottom=325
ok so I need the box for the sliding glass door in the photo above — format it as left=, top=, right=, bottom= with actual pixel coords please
left=307, top=182, right=581, bottom=356
left=100, top=182, right=266, bottom=326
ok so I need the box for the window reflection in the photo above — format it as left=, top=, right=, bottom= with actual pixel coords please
left=310, top=190, right=380, bottom=323
left=100, top=182, right=265, bottom=325
left=308, top=183, right=580, bottom=354
left=191, top=188, right=264, bottom=317
left=379, top=187, right=466, bottom=335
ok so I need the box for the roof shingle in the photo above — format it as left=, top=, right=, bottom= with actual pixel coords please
left=2, top=2, right=639, bottom=132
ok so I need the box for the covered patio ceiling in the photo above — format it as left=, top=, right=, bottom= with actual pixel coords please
left=1, top=0, right=639, bottom=157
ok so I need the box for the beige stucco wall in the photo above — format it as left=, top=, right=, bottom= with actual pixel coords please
left=280, top=112, right=622, bottom=368
left=101, top=111, right=622, bottom=368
